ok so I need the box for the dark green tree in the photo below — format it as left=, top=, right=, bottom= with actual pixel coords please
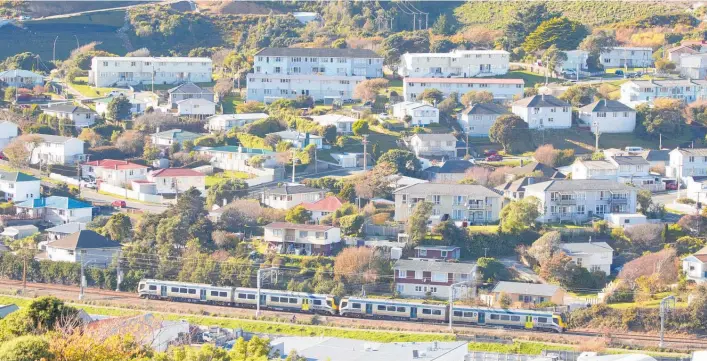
left=430, top=39, right=456, bottom=53
left=431, top=14, right=453, bottom=35
left=418, top=88, right=444, bottom=104
left=523, top=17, right=588, bottom=53
left=489, top=114, right=531, bottom=153
left=559, top=85, right=597, bottom=107
left=285, top=205, right=312, bottom=224
left=106, top=96, right=132, bottom=120
left=406, top=201, right=433, bottom=246
left=205, top=179, right=248, bottom=207
left=377, top=149, right=421, bottom=176
left=352, top=120, right=370, bottom=136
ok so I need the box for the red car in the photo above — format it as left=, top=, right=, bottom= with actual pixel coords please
left=483, top=149, right=498, bottom=157
left=665, top=182, right=678, bottom=190
left=485, top=154, right=503, bottom=161
left=112, top=200, right=127, bottom=208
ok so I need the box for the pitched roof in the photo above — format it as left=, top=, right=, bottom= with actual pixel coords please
left=151, top=168, right=204, bottom=177
left=264, top=222, right=337, bottom=231
left=270, top=130, right=323, bottom=141
left=0, top=171, right=38, bottom=182
left=264, top=184, right=323, bottom=195
left=492, top=281, right=561, bottom=296
left=505, top=162, right=565, bottom=179
left=46, top=222, right=86, bottom=234
left=671, top=148, right=707, bottom=156
left=576, top=160, right=616, bottom=170
left=197, top=145, right=273, bottom=155
left=437, top=160, right=474, bottom=174
left=496, top=176, right=551, bottom=193
left=560, top=241, right=613, bottom=255
left=16, top=196, right=92, bottom=209
left=47, top=230, right=120, bottom=250
left=83, top=159, right=147, bottom=170
left=45, top=103, right=95, bottom=114
left=512, top=94, right=570, bottom=108
left=626, top=79, right=707, bottom=88
left=611, top=156, right=649, bottom=166
left=0, top=69, right=43, bottom=78
left=151, top=129, right=202, bottom=142
left=524, top=179, right=635, bottom=192
left=667, top=44, right=699, bottom=54
left=301, top=196, right=344, bottom=212
left=580, top=99, right=634, bottom=113
left=167, top=82, right=213, bottom=95
left=310, top=114, right=357, bottom=125
left=36, top=134, right=82, bottom=144
left=641, top=150, right=669, bottom=162
left=393, top=183, right=501, bottom=198
left=393, top=259, right=476, bottom=273
left=405, top=77, right=524, bottom=85
left=411, top=133, right=457, bottom=142
left=684, top=254, right=707, bottom=263
left=460, top=103, right=510, bottom=116
left=176, top=98, right=215, bottom=106
left=255, top=47, right=381, bottom=58
left=207, top=113, right=268, bottom=122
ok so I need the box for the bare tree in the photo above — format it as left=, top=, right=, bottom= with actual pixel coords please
left=353, top=78, right=389, bottom=102
left=4, top=134, right=42, bottom=168
left=624, top=223, right=664, bottom=252
left=115, top=130, right=147, bottom=156
left=534, top=144, right=556, bottom=167
left=617, top=248, right=678, bottom=290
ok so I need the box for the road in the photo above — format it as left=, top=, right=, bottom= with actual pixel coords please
left=80, top=188, right=169, bottom=213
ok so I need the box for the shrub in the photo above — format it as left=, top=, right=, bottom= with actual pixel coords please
left=677, top=197, right=696, bottom=205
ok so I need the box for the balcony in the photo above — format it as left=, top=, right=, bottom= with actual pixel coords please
left=467, top=201, right=486, bottom=209
left=609, top=197, right=628, bottom=204
left=551, top=198, right=577, bottom=205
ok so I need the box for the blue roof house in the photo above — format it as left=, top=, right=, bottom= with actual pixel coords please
left=15, top=196, right=94, bottom=225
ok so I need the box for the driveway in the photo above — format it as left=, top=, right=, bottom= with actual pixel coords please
left=80, top=188, right=168, bottom=214
left=499, top=257, right=544, bottom=283
left=651, top=190, right=679, bottom=206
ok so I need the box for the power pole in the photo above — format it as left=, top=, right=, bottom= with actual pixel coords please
left=291, top=147, right=297, bottom=183
left=115, top=251, right=122, bottom=292
left=659, top=296, right=675, bottom=348
left=79, top=257, right=85, bottom=300
left=362, top=135, right=369, bottom=171
left=314, top=146, right=318, bottom=174
left=593, top=121, right=601, bottom=152
left=22, top=256, right=27, bottom=295
left=659, top=133, right=662, bottom=149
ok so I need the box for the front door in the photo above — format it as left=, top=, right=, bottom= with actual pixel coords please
left=160, top=286, right=167, bottom=297
left=478, top=312, right=485, bottom=324
left=302, top=298, right=310, bottom=311
left=365, top=304, right=373, bottom=315
left=200, top=289, right=207, bottom=301
left=410, top=307, right=417, bottom=319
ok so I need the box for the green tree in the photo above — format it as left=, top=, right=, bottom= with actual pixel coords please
left=500, top=197, right=540, bottom=234
left=489, top=114, right=531, bottom=153
left=477, top=257, right=511, bottom=283
left=4, top=87, right=17, bottom=102
left=461, top=91, right=494, bottom=106
left=636, top=98, right=684, bottom=137
left=579, top=29, right=617, bottom=55
left=500, top=3, right=558, bottom=51
left=527, top=230, right=561, bottom=264
left=338, top=214, right=364, bottom=236
left=377, top=149, right=421, bottom=176
left=102, top=213, right=132, bottom=242
left=430, top=39, right=456, bottom=53
left=106, top=96, right=132, bottom=120
left=406, top=201, right=433, bottom=245
left=433, top=221, right=467, bottom=246
left=636, top=189, right=653, bottom=213
left=0, top=335, right=53, bottom=361
left=352, top=120, right=370, bottom=136
left=205, top=178, right=248, bottom=207
left=418, top=89, right=444, bottom=104
left=332, top=39, right=347, bottom=49
left=542, top=45, right=568, bottom=76
left=143, top=145, right=160, bottom=161
left=437, top=93, right=459, bottom=116
left=285, top=205, right=312, bottom=224
left=523, top=17, right=589, bottom=53
left=559, top=85, right=597, bottom=107
left=675, top=236, right=706, bottom=256
left=431, top=14, right=453, bottom=35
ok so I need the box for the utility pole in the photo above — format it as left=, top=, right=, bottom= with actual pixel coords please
left=659, top=133, right=662, bottom=149
left=593, top=121, right=601, bottom=152
left=659, top=295, right=675, bottom=348
left=53, top=36, right=59, bottom=64
left=448, top=280, right=468, bottom=330
left=256, top=267, right=276, bottom=317
left=115, top=251, right=122, bottom=292
left=79, top=257, right=93, bottom=301
left=22, top=256, right=27, bottom=295
left=362, top=134, right=369, bottom=171
left=291, top=147, right=297, bottom=183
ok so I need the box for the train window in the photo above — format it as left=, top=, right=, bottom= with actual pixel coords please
left=210, top=291, right=219, bottom=296
left=219, top=292, right=227, bottom=297
left=511, top=316, right=520, bottom=322
left=247, top=294, right=256, bottom=300
left=313, top=300, right=322, bottom=305
left=490, top=314, right=500, bottom=320
left=386, top=306, right=396, bottom=311
left=378, top=305, right=386, bottom=311
left=271, top=296, right=280, bottom=302
left=463, top=312, right=473, bottom=318
left=289, top=298, right=297, bottom=304
left=149, top=285, right=157, bottom=291
left=139, top=284, right=145, bottom=290
left=432, top=310, right=442, bottom=315
left=500, top=315, right=510, bottom=321
left=422, top=309, right=432, bottom=315
left=238, top=293, right=247, bottom=299
left=188, top=289, right=196, bottom=295
left=396, top=307, right=405, bottom=312
left=180, top=288, right=187, bottom=293
left=538, top=317, right=548, bottom=323
left=453, top=311, right=462, bottom=317
left=351, top=303, right=361, bottom=309
left=171, top=287, right=179, bottom=292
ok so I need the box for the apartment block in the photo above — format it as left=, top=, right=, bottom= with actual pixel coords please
left=403, top=78, right=523, bottom=102
left=619, top=79, right=707, bottom=107
left=398, top=49, right=510, bottom=78
left=393, top=183, right=502, bottom=224
left=599, top=47, right=653, bottom=68
left=89, top=57, right=212, bottom=87
left=667, top=148, right=707, bottom=183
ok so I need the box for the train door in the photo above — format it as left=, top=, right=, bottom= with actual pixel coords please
left=200, top=289, right=207, bottom=301
left=260, top=294, right=267, bottom=306
left=410, top=307, right=417, bottom=319
left=365, top=304, right=373, bottom=315
left=302, top=299, right=310, bottom=311
left=160, top=286, right=167, bottom=297
left=525, top=316, right=533, bottom=329
left=477, top=312, right=486, bottom=324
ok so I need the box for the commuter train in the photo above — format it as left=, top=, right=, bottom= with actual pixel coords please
left=138, top=279, right=567, bottom=332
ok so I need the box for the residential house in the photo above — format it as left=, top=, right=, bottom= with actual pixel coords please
left=619, top=79, right=707, bottom=107
left=39, top=230, right=120, bottom=267
left=329, top=152, right=362, bottom=168
left=261, top=184, right=326, bottom=210
left=496, top=176, right=551, bottom=201
left=668, top=44, right=699, bottom=63
left=31, top=134, right=86, bottom=165
left=604, top=213, right=648, bottom=228
left=502, top=161, right=565, bottom=182
left=45, top=222, right=86, bottom=242
left=94, top=95, right=153, bottom=119
left=167, top=82, right=214, bottom=107
left=391, top=101, right=440, bottom=126
left=685, top=176, right=707, bottom=204
left=523, top=179, right=638, bottom=223
left=511, top=94, right=572, bottom=129
left=489, top=281, right=565, bottom=305
left=310, top=114, right=357, bottom=134
left=413, top=245, right=461, bottom=261
left=408, top=133, right=457, bottom=158
left=610, top=156, right=663, bottom=191
left=176, top=98, right=216, bottom=118
left=579, top=100, right=636, bottom=134
left=559, top=50, right=589, bottom=73
left=388, top=174, right=429, bottom=189
left=0, top=69, right=43, bottom=88
left=639, top=149, right=670, bottom=171
left=150, top=129, right=203, bottom=147
left=458, top=103, right=509, bottom=137
left=196, top=146, right=277, bottom=172
left=667, top=148, right=707, bottom=184
left=560, top=241, right=613, bottom=274
left=263, top=222, right=341, bottom=255
left=246, top=48, right=383, bottom=103
left=427, top=159, right=474, bottom=183
left=268, top=130, right=323, bottom=149
left=89, top=57, right=212, bottom=87
left=571, top=159, right=618, bottom=180
left=403, top=78, right=523, bottom=102
left=398, top=49, right=510, bottom=78
left=148, top=168, right=206, bottom=195
left=679, top=53, right=707, bottom=79
left=81, top=159, right=149, bottom=186
left=393, top=259, right=477, bottom=298
left=393, top=183, right=502, bottom=224
left=15, top=196, right=94, bottom=225
left=0, top=170, right=40, bottom=202
left=0, top=225, right=38, bottom=240
left=600, top=47, right=653, bottom=68
left=42, top=103, right=97, bottom=128
left=0, top=121, right=18, bottom=150
left=301, top=196, right=343, bottom=223
left=682, top=246, right=707, bottom=283
left=206, top=113, right=269, bottom=132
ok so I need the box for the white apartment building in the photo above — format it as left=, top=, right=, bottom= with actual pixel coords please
left=600, top=47, right=653, bottom=68
left=403, top=78, right=523, bottom=102
left=619, top=79, right=707, bottom=107
left=397, top=49, right=510, bottom=78
left=391, top=101, right=439, bottom=126
left=31, top=134, right=86, bottom=165
left=393, top=259, right=477, bottom=299
left=667, top=148, right=707, bottom=183
left=524, top=180, right=637, bottom=223
left=511, top=94, right=572, bottom=129
left=246, top=48, right=383, bottom=103
left=559, top=50, right=589, bottom=73
left=679, top=53, right=707, bottom=79
left=261, top=184, right=326, bottom=210
left=392, top=183, right=502, bottom=224
left=458, top=103, right=509, bottom=137
left=560, top=241, right=614, bottom=274
left=408, top=133, right=457, bottom=158
left=578, top=100, right=636, bottom=134
left=89, top=57, right=212, bottom=87
left=263, top=222, right=341, bottom=256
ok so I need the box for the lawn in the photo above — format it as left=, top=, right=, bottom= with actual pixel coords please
left=69, top=77, right=120, bottom=98
left=205, top=171, right=255, bottom=187
left=149, top=82, right=216, bottom=91
left=468, top=341, right=574, bottom=355
left=467, top=225, right=499, bottom=234
left=222, top=93, right=244, bottom=114
left=495, top=70, right=559, bottom=88
left=483, top=159, right=521, bottom=167
left=527, top=128, right=694, bottom=155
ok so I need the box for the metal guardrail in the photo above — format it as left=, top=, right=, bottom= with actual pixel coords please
left=466, top=352, right=533, bottom=361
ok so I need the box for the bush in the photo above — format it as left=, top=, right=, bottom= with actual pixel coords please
left=87, top=146, right=125, bottom=160
left=677, top=197, right=696, bottom=205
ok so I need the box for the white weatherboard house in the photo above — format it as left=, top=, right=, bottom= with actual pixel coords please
left=261, top=184, right=326, bottom=210
left=572, top=156, right=663, bottom=191
left=391, top=101, right=439, bottom=126
left=393, top=259, right=477, bottom=298
left=0, top=171, right=40, bottom=202
left=41, top=230, right=121, bottom=268
left=409, top=133, right=457, bottom=158
left=579, top=100, right=636, bottom=134
left=176, top=98, right=216, bottom=117
left=150, top=129, right=202, bottom=147
left=89, top=56, right=213, bottom=87
left=42, top=103, right=97, bottom=128
left=246, top=48, right=383, bottom=103
left=269, top=130, right=323, bottom=149
left=206, top=113, right=268, bottom=132
left=15, top=196, right=93, bottom=225
left=94, top=95, right=151, bottom=119
left=148, top=168, right=206, bottom=195
left=679, top=53, right=707, bottom=79
left=263, top=222, right=342, bottom=256
left=0, top=69, right=44, bottom=88
left=458, top=103, right=510, bottom=137
left=397, top=49, right=510, bottom=78
left=167, top=82, right=214, bottom=107
left=310, top=114, right=357, bottom=134
left=619, top=79, right=707, bottom=107
left=393, top=183, right=502, bottom=224
left=197, top=146, right=278, bottom=172
left=560, top=241, right=614, bottom=274
left=0, top=121, right=18, bottom=150
left=31, top=134, right=86, bottom=165
left=600, top=47, right=653, bottom=68
left=81, top=159, right=149, bottom=187
left=559, top=50, right=589, bottom=73
left=511, top=94, right=572, bottom=129
left=667, top=148, right=707, bottom=184
left=403, top=77, right=523, bottom=102
left=683, top=246, right=707, bottom=283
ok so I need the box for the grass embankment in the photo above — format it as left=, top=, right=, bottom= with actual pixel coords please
left=205, top=171, right=255, bottom=188
left=495, top=71, right=559, bottom=88
left=528, top=128, right=693, bottom=155
left=222, top=93, right=245, bottom=114
left=69, top=77, right=120, bottom=98
left=468, top=341, right=574, bottom=354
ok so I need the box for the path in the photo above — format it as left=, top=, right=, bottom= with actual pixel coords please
left=499, top=257, right=544, bottom=283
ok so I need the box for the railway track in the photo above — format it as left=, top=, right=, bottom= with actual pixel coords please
left=1, top=279, right=706, bottom=350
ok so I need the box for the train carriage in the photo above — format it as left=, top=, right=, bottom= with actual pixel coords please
left=339, top=297, right=447, bottom=322
left=451, top=306, right=566, bottom=332
left=257, top=289, right=337, bottom=315
left=138, top=279, right=233, bottom=304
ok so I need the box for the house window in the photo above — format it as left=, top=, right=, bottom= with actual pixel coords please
left=533, top=108, right=540, bottom=114
left=398, top=269, right=406, bottom=278
left=419, top=249, right=427, bottom=256
left=433, top=195, right=441, bottom=205
left=273, top=229, right=282, bottom=236
left=597, top=112, right=606, bottom=117
left=415, top=286, right=423, bottom=292
left=576, top=258, right=583, bottom=267
left=299, top=231, right=308, bottom=238
left=689, top=156, right=695, bottom=162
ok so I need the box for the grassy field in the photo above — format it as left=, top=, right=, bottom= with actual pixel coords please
left=467, top=225, right=499, bottom=234
left=205, top=171, right=255, bottom=187
left=528, top=128, right=694, bottom=155
left=468, top=341, right=574, bottom=355
left=222, top=93, right=245, bottom=113
left=496, top=70, right=559, bottom=88
left=69, top=77, right=120, bottom=98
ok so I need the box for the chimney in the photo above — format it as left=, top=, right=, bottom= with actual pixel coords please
left=156, top=126, right=160, bottom=133
left=541, top=93, right=545, bottom=101
left=588, top=236, right=592, bottom=243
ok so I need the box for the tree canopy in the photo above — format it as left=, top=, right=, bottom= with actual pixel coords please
left=489, top=114, right=531, bottom=154
left=523, top=17, right=588, bottom=53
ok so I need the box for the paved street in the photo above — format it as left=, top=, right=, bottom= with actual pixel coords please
left=80, top=188, right=169, bottom=214
left=653, top=190, right=678, bottom=206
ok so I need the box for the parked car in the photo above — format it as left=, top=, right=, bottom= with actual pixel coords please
left=485, top=154, right=503, bottom=161
left=483, top=149, right=498, bottom=157
left=614, top=70, right=624, bottom=77
left=112, top=200, right=127, bottom=208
